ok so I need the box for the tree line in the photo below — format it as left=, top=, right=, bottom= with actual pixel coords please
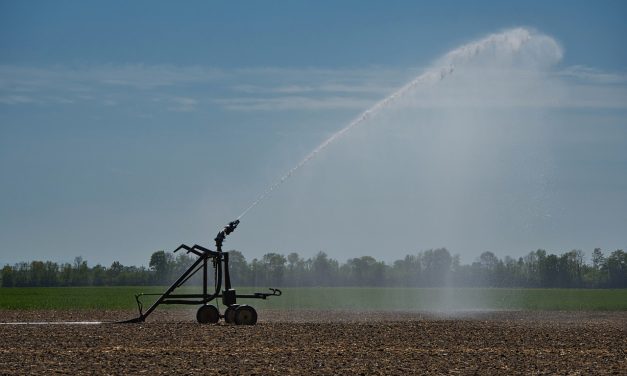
left=1, top=248, right=625, bottom=288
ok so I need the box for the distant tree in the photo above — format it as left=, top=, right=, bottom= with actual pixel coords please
left=592, top=248, right=605, bottom=270
left=391, top=255, right=421, bottom=287
left=149, top=251, right=173, bottom=284
left=30, top=261, right=45, bottom=287
left=92, top=264, right=106, bottom=286
left=59, top=263, right=72, bottom=286
left=521, top=251, right=540, bottom=287
left=1, top=265, right=14, bottom=287
left=171, top=253, right=196, bottom=284
left=284, top=252, right=309, bottom=286
left=561, top=250, right=584, bottom=287
left=1, top=245, right=622, bottom=288
left=421, top=248, right=452, bottom=286
left=587, top=248, right=607, bottom=287
left=250, top=258, right=264, bottom=287
left=310, top=252, right=339, bottom=286
left=227, top=250, right=250, bottom=286
left=477, top=251, right=500, bottom=286
left=14, top=262, right=30, bottom=287
left=451, top=254, right=462, bottom=275
left=262, top=253, right=287, bottom=286
left=501, top=256, right=519, bottom=287
left=606, top=250, right=627, bottom=288
left=72, top=257, right=89, bottom=286
left=541, top=253, right=559, bottom=287
left=107, top=261, right=124, bottom=285
left=479, top=252, right=499, bottom=270
left=344, top=256, right=386, bottom=286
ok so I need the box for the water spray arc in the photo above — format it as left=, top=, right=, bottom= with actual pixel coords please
left=2, top=28, right=566, bottom=326
left=236, top=28, right=540, bottom=221
left=114, top=29, right=551, bottom=324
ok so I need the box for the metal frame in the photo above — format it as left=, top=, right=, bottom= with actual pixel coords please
left=122, top=220, right=281, bottom=323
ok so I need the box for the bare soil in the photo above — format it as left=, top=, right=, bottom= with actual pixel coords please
left=0, top=309, right=625, bottom=375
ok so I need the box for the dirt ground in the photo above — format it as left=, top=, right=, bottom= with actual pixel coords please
left=0, top=309, right=625, bottom=375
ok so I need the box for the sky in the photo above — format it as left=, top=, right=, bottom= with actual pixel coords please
left=1, top=0, right=626, bottom=267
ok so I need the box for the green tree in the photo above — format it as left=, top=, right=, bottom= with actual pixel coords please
left=227, top=250, right=250, bottom=286
left=262, top=253, right=287, bottom=286
left=59, top=263, right=72, bottom=286
left=286, top=252, right=307, bottom=286
left=149, top=251, right=173, bottom=284
left=561, top=250, right=584, bottom=287
left=1, top=265, right=14, bottom=287
left=478, top=251, right=500, bottom=286
left=172, top=253, right=196, bottom=284
left=310, top=252, right=339, bottom=286
left=30, top=261, right=45, bottom=286
left=250, top=258, right=264, bottom=286
left=92, top=264, right=106, bottom=286
left=541, top=253, right=559, bottom=287
left=107, top=261, right=124, bottom=285
left=345, top=256, right=386, bottom=286
left=72, top=256, right=89, bottom=286
left=588, top=248, right=607, bottom=287
left=421, top=248, right=452, bottom=286
left=14, top=262, right=30, bottom=287
left=391, top=255, right=421, bottom=286
left=606, top=250, right=627, bottom=288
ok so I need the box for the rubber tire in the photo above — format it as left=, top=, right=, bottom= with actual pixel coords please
left=234, top=305, right=257, bottom=325
left=224, top=304, right=240, bottom=324
left=196, top=305, right=220, bottom=324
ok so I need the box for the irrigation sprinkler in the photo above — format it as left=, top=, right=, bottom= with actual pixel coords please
left=121, top=220, right=281, bottom=325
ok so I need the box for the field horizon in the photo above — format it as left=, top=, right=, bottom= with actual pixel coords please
left=1, top=286, right=626, bottom=312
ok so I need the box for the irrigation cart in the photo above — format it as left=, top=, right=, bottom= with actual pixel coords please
left=123, top=220, right=281, bottom=325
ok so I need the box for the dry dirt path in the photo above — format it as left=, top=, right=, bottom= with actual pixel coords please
left=0, top=310, right=625, bottom=375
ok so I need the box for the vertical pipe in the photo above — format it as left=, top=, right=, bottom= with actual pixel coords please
left=203, top=258, right=207, bottom=298
left=224, top=252, right=232, bottom=290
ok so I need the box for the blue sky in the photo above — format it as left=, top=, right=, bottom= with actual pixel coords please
left=1, top=1, right=626, bottom=266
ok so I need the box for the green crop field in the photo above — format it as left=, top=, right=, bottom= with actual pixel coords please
left=0, top=287, right=626, bottom=311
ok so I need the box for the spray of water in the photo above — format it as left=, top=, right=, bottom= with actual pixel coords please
left=236, top=28, right=551, bottom=220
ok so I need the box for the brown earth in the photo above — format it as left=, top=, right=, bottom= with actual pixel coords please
left=0, top=309, right=625, bottom=375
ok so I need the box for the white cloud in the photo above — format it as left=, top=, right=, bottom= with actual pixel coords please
left=559, top=65, right=627, bottom=84
left=0, top=60, right=625, bottom=113
left=167, top=96, right=198, bottom=112
left=0, top=94, right=38, bottom=105
left=213, top=96, right=374, bottom=111
left=230, top=82, right=396, bottom=95
left=0, top=64, right=224, bottom=90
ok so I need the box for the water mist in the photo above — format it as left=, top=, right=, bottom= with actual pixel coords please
left=237, top=28, right=564, bottom=312
left=236, top=28, right=561, bottom=221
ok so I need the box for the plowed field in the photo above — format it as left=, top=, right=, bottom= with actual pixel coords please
left=1, top=310, right=625, bottom=375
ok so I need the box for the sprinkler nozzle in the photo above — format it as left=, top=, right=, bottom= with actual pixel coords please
left=215, top=219, right=240, bottom=251
left=224, top=220, right=240, bottom=235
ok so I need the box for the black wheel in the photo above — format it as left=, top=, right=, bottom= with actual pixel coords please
left=224, top=304, right=240, bottom=324
left=234, top=305, right=257, bottom=325
left=196, top=305, right=219, bottom=324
